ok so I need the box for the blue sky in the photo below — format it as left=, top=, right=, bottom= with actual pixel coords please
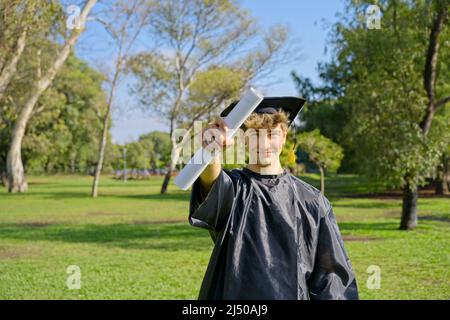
left=75, top=0, right=347, bottom=144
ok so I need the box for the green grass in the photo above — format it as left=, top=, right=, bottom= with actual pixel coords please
left=0, top=174, right=448, bottom=299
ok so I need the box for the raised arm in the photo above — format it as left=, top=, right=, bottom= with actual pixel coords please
left=189, top=117, right=236, bottom=240
left=199, top=117, right=233, bottom=196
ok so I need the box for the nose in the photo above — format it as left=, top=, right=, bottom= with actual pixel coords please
left=258, top=131, right=271, bottom=150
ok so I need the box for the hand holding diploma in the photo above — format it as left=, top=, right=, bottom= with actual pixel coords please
left=174, top=87, right=264, bottom=190
left=202, top=117, right=234, bottom=158
left=195, top=118, right=234, bottom=195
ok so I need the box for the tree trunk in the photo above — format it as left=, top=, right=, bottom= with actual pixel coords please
left=90, top=0, right=150, bottom=196
left=435, top=175, right=449, bottom=196
left=160, top=145, right=181, bottom=194
left=435, top=178, right=443, bottom=195
left=70, top=158, right=76, bottom=174
left=406, top=3, right=448, bottom=226
left=5, top=0, right=97, bottom=193
left=2, top=29, right=29, bottom=192
left=0, top=29, right=27, bottom=102
left=91, top=105, right=111, bottom=197
left=420, top=4, right=446, bottom=135
left=90, top=53, right=123, bottom=197
left=400, top=183, right=418, bottom=230
left=6, top=93, right=40, bottom=192
left=318, top=165, right=325, bottom=195
left=435, top=155, right=449, bottom=196
left=160, top=117, right=193, bottom=194
left=160, top=167, right=172, bottom=195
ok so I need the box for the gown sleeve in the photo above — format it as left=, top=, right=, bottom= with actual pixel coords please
left=189, top=169, right=236, bottom=242
left=307, top=194, right=359, bottom=300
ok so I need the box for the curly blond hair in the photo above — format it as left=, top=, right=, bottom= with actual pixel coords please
left=243, top=110, right=290, bottom=131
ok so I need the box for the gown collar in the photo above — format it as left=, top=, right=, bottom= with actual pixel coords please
left=243, top=166, right=288, bottom=180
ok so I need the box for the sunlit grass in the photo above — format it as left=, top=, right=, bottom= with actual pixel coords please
left=0, top=174, right=448, bottom=299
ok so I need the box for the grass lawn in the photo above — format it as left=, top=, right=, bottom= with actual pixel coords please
left=0, top=174, right=448, bottom=299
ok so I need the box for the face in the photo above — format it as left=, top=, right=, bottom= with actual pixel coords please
left=245, top=124, right=287, bottom=167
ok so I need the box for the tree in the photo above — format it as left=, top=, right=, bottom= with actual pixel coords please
left=27, top=54, right=107, bottom=174
left=0, top=0, right=63, bottom=182
left=291, top=72, right=355, bottom=172
left=124, top=141, right=145, bottom=169
left=90, top=0, right=152, bottom=197
left=0, top=0, right=55, bottom=102
left=297, top=129, right=344, bottom=194
left=128, top=0, right=300, bottom=194
left=138, top=131, right=171, bottom=172
left=322, top=0, right=450, bottom=229
left=0, top=53, right=107, bottom=177
left=5, top=0, right=97, bottom=192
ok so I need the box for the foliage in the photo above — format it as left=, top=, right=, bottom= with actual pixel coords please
left=297, top=129, right=344, bottom=174
left=0, top=54, right=108, bottom=174
left=323, top=0, right=450, bottom=190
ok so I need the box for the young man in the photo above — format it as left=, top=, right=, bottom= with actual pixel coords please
left=189, top=97, right=358, bottom=300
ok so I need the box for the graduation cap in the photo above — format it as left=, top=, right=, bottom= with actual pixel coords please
left=220, top=96, right=306, bottom=128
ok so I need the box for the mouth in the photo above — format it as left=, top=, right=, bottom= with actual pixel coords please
left=258, top=151, right=273, bottom=157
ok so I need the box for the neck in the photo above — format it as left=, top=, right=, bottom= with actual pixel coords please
left=246, top=159, right=284, bottom=175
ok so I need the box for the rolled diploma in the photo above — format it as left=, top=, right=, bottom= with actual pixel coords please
left=174, top=87, right=264, bottom=190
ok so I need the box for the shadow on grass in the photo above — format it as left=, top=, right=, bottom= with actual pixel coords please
left=3, top=190, right=191, bottom=202
left=420, top=215, right=450, bottom=223
left=332, top=201, right=399, bottom=210
left=0, top=222, right=212, bottom=252
left=338, top=221, right=399, bottom=232
left=0, top=219, right=402, bottom=250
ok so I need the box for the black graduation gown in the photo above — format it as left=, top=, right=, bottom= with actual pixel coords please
left=189, top=167, right=358, bottom=300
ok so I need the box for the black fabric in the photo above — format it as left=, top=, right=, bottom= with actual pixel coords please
left=220, top=96, right=306, bottom=127
left=189, top=167, right=359, bottom=300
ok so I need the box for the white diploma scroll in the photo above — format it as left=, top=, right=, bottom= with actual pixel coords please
left=174, top=87, right=264, bottom=190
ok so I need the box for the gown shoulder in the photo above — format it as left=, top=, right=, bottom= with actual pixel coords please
left=288, top=174, right=331, bottom=219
